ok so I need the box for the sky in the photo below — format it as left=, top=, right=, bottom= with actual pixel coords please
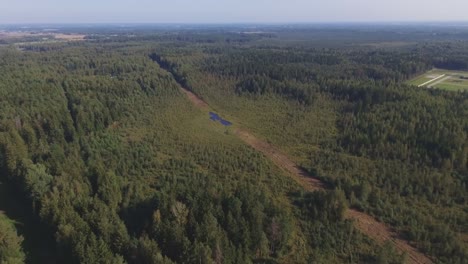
left=0, top=0, right=467, bottom=24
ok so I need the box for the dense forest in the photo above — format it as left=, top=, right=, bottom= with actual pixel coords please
left=0, top=25, right=467, bottom=263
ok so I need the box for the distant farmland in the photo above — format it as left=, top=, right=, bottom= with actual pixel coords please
left=0, top=30, right=85, bottom=42
left=408, top=69, right=468, bottom=91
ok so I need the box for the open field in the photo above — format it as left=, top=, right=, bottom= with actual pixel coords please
left=408, top=69, right=468, bottom=91
left=53, top=33, right=86, bottom=41
left=0, top=30, right=85, bottom=42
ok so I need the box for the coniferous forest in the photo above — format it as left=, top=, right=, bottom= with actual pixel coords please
left=0, top=25, right=467, bottom=264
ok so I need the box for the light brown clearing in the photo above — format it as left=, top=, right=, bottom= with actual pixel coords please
left=179, top=87, right=434, bottom=264
left=0, top=31, right=85, bottom=41
left=53, top=33, right=86, bottom=41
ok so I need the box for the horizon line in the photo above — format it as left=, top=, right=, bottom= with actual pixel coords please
left=2, top=20, right=468, bottom=26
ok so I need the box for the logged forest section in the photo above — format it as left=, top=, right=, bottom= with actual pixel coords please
left=158, top=60, right=434, bottom=263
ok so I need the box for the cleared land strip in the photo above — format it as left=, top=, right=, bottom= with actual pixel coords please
left=154, top=54, right=434, bottom=263
left=177, top=86, right=433, bottom=264
left=418, top=74, right=445, bottom=87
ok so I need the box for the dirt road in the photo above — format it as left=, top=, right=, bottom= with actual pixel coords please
left=234, top=129, right=326, bottom=191
left=418, top=74, right=445, bottom=87
left=234, top=125, right=432, bottom=264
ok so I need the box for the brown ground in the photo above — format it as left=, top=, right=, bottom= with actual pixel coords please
left=178, top=87, right=433, bottom=263
left=234, top=129, right=326, bottom=191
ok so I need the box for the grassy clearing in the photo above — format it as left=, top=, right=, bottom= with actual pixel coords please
left=408, top=69, right=468, bottom=91
left=435, top=77, right=468, bottom=91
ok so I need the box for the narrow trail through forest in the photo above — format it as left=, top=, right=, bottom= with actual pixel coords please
left=176, top=85, right=433, bottom=264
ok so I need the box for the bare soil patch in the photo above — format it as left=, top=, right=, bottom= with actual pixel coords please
left=346, top=210, right=433, bottom=264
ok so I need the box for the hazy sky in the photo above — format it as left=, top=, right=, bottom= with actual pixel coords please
left=0, top=0, right=467, bottom=24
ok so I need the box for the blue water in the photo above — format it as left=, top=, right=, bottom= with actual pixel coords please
left=209, top=112, right=232, bottom=126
